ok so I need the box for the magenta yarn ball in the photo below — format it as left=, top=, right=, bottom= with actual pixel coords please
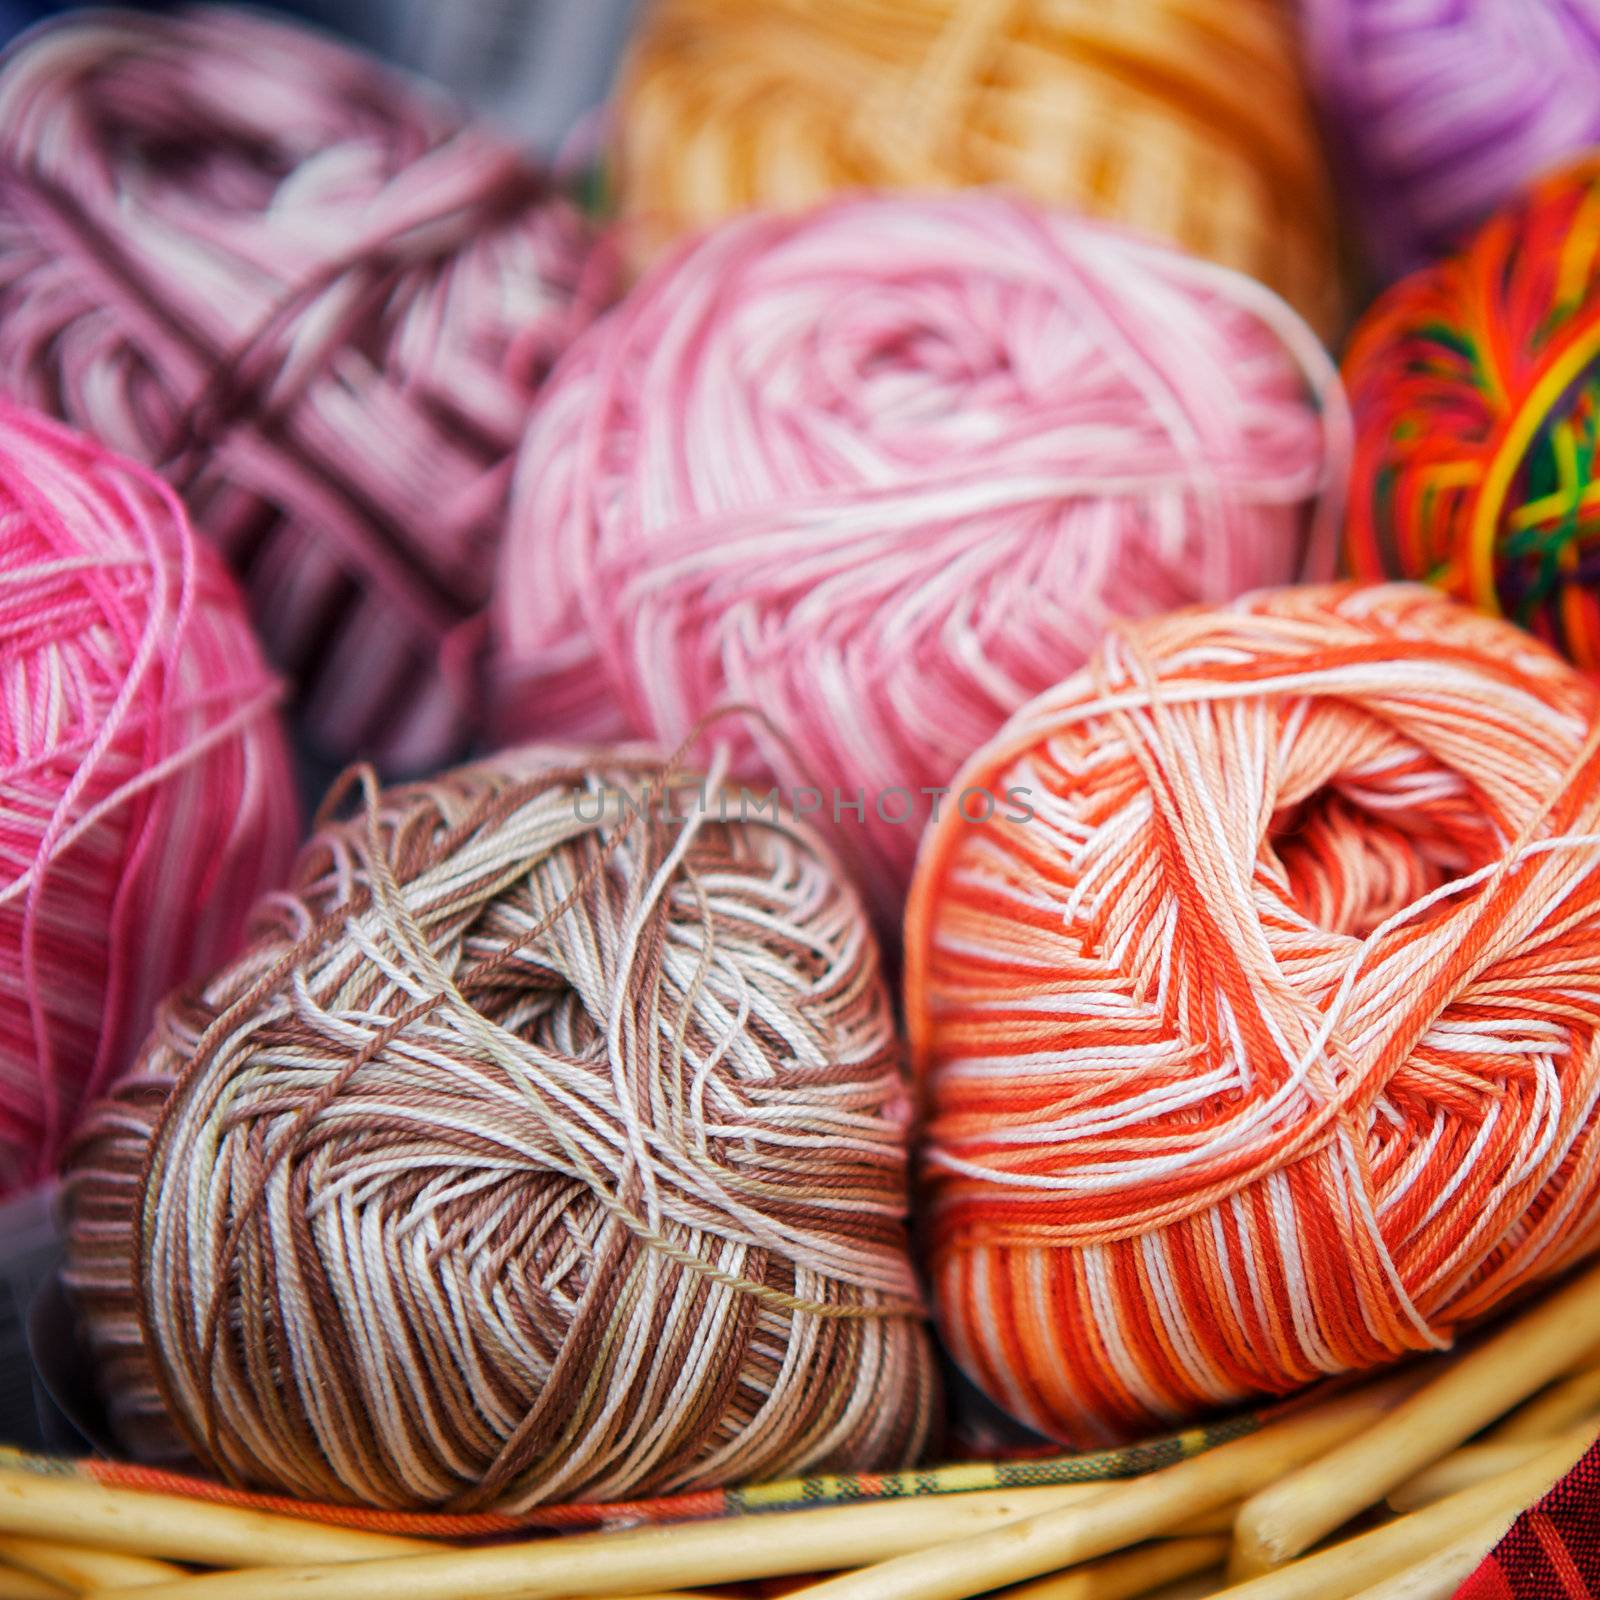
left=490, top=192, right=1348, bottom=916
left=1300, top=0, right=1600, bottom=276
left=0, top=402, right=297, bottom=1196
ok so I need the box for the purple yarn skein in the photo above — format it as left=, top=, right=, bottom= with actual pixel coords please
left=1300, top=0, right=1600, bottom=276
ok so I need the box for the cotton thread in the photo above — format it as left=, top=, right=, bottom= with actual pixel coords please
left=1345, top=156, right=1600, bottom=671
left=64, top=746, right=936, bottom=1511
left=905, top=582, right=1600, bottom=1446
left=491, top=192, right=1348, bottom=919
left=0, top=400, right=295, bottom=1198
left=612, top=0, right=1341, bottom=332
left=1300, top=0, right=1600, bottom=278
left=0, top=7, right=611, bottom=768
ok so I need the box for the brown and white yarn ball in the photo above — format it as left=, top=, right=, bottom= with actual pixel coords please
left=63, top=748, right=937, bottom=1511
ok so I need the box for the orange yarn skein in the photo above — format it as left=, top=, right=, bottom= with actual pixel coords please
left=905, top=583, right=1600, bottom=1445
left=613, top=0, right=1341, bottom=333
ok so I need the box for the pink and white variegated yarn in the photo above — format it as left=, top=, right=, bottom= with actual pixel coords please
left=0, top=401, right=296, bottom=1196
left=491, top=192, right=1349, bottom=916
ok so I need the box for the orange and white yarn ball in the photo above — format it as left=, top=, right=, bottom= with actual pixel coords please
left=905, top=583, right=1600, bottom=1445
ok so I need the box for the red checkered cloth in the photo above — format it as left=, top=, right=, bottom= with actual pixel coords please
left=1456, top=1443, right=1600, bottom=1598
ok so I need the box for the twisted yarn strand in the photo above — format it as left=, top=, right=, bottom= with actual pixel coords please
left=906, top=583, right=1600, bottom=1445
left=66, top=748, right=935, bottom=1511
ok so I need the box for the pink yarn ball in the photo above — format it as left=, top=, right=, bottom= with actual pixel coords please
left=491, top=193, right=1348, bottom=914
left=0, top=401, right=296, bottom=1197
left=0, top=7, right=610, bottom=769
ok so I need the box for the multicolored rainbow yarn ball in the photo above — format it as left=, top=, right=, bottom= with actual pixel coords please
left=0, top=401, right=296, bottom=1199
left=1345, top=157, right=1600, bottom=670
left=907, top=583, right=1600, bottom=1445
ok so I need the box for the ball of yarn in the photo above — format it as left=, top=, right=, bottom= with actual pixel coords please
left=0, top=7, right=610, bottom=769
left=0, top=400, right=295, bottom=1198
left=491, top=192, right=1347, bottom=917
left=613, top=0, right=1341, bottom=332
left=1300, top=0, right=1600, bottom=277
left=1344, top=156, right=1600, bottom=669
left=906, top=581, right=1600, bottom=1446
left=64, top=748, right=936, bottom=1510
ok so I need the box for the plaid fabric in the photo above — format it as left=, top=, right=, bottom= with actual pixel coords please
left=1456, top=1443, right=1600, bottom=1599
left=0, top=1413, right=1258, bottom=1537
